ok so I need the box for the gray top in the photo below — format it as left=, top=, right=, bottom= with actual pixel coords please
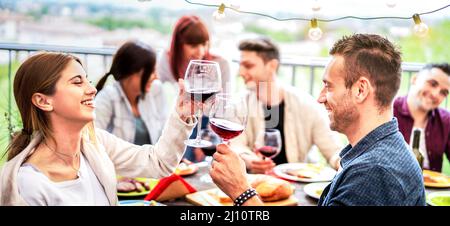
left=134, top=116, right=152, bottom=145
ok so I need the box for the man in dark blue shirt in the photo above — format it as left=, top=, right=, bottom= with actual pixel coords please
left=209, top=34, right=426, bottom=206
left=316, top=34, right=426, bottom=206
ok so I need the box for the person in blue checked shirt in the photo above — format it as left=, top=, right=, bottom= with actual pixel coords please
left=210, top=34, right=426, bottom=206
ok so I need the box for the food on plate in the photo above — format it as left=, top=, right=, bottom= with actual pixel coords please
left=424, top=173, right=449, bottom=184
left=430, top=195, right=450, bottom=206
left=285, top=164, right=324, bottom=179
left=250, top=175, right=294, bottom=202
left=424, top=174, right=438, bottom=183
left=119, top=200, right=166, bottom=206
left=175, top=162, right=196, bottom=175
left=210, top=175, right=294, bottom=203
left=423, top=170, right=450, bottom=187
left=286, top=169, right=320, bottom=179
left=117, top=178, right=150, bottom=193
left=315, top=188, right=324, bottom=197
left=210, top=190, right=233, bottom=204
left=174, top=159, right=198, bottom=176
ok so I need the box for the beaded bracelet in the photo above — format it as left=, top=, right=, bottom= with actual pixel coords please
left=233, top=188, right=258, bottom=206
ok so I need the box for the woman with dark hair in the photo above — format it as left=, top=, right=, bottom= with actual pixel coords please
left=0, top=52, right=196, bottom=205
left=95, top=40, right=167, bottom=145
left=157, top=15, right=230, bottom=162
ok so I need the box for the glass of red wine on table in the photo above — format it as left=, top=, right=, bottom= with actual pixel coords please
left=184, top=60, right=221, bottom=148
left=198, top=128, right=221, bottom=183
left=254, top=129, right=282, bottom=174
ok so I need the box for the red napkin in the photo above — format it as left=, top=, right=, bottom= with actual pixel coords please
left=144, top=173, right=196, bottom=202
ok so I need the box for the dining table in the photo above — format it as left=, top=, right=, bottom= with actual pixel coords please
left=118, top=162, right=450, bottom=206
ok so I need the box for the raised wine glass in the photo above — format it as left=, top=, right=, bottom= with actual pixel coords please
left=184, top=60, right=221, bottom=148
left=209, top=93, right=248, bottom=144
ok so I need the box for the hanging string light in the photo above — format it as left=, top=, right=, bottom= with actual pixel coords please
left=412, top=14, right=429, bottom=37
left=311, top=0, right=322, bottom=12
left=308, top=19, right=322, bottom=41
left=184, top=0, right=449, bottom=38
left=212, top=3, right=226, bottom=20
left=385, top=0, right=397, bottom=8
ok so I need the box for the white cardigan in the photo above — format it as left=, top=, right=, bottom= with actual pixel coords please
left=0, top=111, right=195, bottom=206
left=230, top=85, right=342, bottom=167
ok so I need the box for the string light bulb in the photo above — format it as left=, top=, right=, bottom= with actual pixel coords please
left=308, top=19, right=322, bottom=41
left=311, top=0, right=321, bottom=11
left=230, top=4, right=240, bottom=10
left=412, top=14, right=428, bottom=37
left=386, top=0, right=397, bottom=8
left=213, top=3, right=226, bottom=20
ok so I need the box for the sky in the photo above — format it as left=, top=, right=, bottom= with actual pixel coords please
left=23, top=0, right=449, bottom=20
left=118, top=0, right=450, bottom=19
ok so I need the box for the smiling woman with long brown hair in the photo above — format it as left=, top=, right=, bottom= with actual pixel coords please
left=0, top=52, right=197, bottom=206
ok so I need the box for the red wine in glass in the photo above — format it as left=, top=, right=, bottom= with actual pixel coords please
left=256, top=146, right=280, bottom=159
left=209, top=118, right=244, bottom=141
left=255, top=129, right=282, bottom=161
left=187, top=89, right=219, bottom=103
left=200, top=129, right=221, bottom=156
left=200, top=146, right=216, bottom=156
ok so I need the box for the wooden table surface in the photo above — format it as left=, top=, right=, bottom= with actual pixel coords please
left=119, top=162, right=450, bottom=206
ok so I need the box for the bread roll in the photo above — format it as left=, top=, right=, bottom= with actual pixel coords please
left=250, top=175, right=293, bottom=202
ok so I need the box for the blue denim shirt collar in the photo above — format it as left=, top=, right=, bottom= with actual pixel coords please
left=339, top=118, right=400, bottom=168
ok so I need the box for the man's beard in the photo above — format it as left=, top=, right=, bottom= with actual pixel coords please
left=329, top=96, right=359, bottom=133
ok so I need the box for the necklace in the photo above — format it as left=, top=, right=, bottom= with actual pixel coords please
left=43, top=142, right=81, bottom=172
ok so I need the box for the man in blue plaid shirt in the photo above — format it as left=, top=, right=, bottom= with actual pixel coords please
left=210, top=34, right=426, bottom=206
left=316, top=34, right=426, bottom=206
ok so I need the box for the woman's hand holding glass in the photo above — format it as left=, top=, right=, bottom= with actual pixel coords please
left=175, top=78, right=198, bottom=122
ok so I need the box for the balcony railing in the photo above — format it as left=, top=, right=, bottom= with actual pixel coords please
left=0, top=42, right=447, bottom=140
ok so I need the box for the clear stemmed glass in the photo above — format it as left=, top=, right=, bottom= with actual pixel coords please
left=198, top=128, right=221, bottom=183
left=184, top=60, right=221, bottom=148
left=255, top=129, right=282, bottom=159
left=209, top=93, right=248, bottom=144
left=254, top=129, right=282, bottom=174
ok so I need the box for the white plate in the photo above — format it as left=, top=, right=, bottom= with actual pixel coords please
left=118, top=200, right=166, bottom=206
left=426, top=191, right=450, bottom=206
left=303, top=182, right=329, bottom=200
left=273, top=163, right=336, bottom=182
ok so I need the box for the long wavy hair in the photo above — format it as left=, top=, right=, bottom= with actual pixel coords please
left=7, top=52, right=93, bottom=160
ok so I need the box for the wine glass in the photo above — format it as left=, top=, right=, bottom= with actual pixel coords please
left=209, top=93, right=248, bottom=144
left=198, top=128, right=221, bottom=183
left=184, top=60, right=222, bottom=148
left=255, top=129, right=282, bottom=159
left=254, top=129, right=282, bottom=174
